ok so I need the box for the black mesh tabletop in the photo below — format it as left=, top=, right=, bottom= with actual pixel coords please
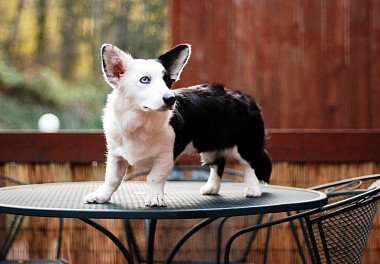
left=0, top=182, right=327, bottom=219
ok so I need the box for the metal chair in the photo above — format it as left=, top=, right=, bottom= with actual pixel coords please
left=292, top=174, right=380, bottom=264
left=0, top=174, right=68, bottom=263
left=222, top=174, right=380, bottom=264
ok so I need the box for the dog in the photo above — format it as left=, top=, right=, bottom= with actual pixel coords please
left=84, top=43, right=272, bottom=207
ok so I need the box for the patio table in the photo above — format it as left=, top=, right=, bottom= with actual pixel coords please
left=0, top=181, right=327, bottom=263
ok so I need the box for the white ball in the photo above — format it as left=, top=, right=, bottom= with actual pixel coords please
left=38, top=113, right=60, bottom=132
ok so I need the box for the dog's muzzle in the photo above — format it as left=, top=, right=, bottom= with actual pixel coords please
left=163, top=94, right=176, bottom=107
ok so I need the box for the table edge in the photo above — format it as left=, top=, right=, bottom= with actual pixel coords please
left=0, top=182, right=328, bottom=219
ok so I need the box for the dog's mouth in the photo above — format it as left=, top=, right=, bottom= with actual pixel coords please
left=159, top=105, right=174, bottom=111
left=142, top=105, right=174, bottom=112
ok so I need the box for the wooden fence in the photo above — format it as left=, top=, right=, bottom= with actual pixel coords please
left=169, top=0, right=380, bottom=129
left=0, top=130, right=379, bottom=263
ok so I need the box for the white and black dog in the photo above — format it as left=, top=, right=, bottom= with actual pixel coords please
left=84, top=44, right=272, bottom=206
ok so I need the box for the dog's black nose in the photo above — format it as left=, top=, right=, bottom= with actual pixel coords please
left=163, top=94, right=176, bottom=107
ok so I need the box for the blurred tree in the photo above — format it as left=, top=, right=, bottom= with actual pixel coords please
left=0, top=0, right=169, bottom=129
left=36, top=0, right=47, bottom=62
left=126, top=0, right=168, bottom=58
left=91, top=0, right=103, bottom=72
left=114, top=0, right=132, bottom=52
left=3, top=0, right=24, bottom=61
left=60, top=0, right=79, bottom=81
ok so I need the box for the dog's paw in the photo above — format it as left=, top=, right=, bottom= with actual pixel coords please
left=244, top=185, right=262, bottom=197
left=84, top=190, right=111, bottom=204
left=145, top=194, right=166, bottom=207
left=200, top=182, right=220, bottom=195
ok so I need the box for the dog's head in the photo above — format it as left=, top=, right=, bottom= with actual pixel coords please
left=101, top=44, right=191, bottom=112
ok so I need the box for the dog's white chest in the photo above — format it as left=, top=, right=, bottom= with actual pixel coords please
left=113, top=138, right=154, bottom=167
left=107, top=124, right=175, bottom=169
left=103, top=97, right=175, bottom=168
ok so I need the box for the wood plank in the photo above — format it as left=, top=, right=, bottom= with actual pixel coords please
left=299, top=0, right=323, bottom=128
left=253, top=0, right=279, bottom=127
left=274, top=0, right=300, bottom=128
left=168, top=0, right=180, bottom=46
left=228, top=0, right=255, bottom=90
left=323, top=0, right=349, bottom=128
left=170, top=0, right=208, bottom=88
left=349, top=0, right=371, bottom=128
left=168, top=0, right=379, bottom=129
left=0, top=132, right=106, bottom=163
left=266, top=129, right=380, bottom=162
left=0, top=130, right=379, bottom=163
left=370, top=0, right=380, bottom=128
left=204, top=0, right=231, bottom=86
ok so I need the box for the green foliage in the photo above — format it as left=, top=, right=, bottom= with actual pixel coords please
left=0, top=0, right=169, bottom=129
left=0, top=60, right=24, bottom=88
left=0, top=59, right=105, bottom=129
left=125, top=0, right=169, bottom=58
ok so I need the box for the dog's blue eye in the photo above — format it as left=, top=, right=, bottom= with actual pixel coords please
left=140, top=76, right=151, bottom=84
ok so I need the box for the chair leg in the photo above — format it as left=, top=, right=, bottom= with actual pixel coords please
left=1, top=215, right=24, bottom=260
left=56, top=218, right=63, bottom=259
left=262, top=213, right=273, bottom=264
left=288, top=211, right=317, bottom=264
left=299, top=217, right=318, bottom=264
left=287, top=213, right=308, bottom=264
left=216, top=217, right=229, bottom=264
left=240, top=214, right=264, bottom=262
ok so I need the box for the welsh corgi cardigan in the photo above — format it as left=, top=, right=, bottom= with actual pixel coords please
left=84, top=44, right=272, bottom=206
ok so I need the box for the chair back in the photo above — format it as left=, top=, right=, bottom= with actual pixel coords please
left=304, top=178, right=380, bottom=264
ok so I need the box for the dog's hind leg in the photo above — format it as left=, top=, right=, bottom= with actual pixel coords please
left=244, top=151, right=272, bottom=197
left=200, top=158, right=226, bottom=195
left=235, top=145, right=265, bottom=197
left=242, top=164, right=262, bottom=197
left=250, top=150, right=272, bottom=183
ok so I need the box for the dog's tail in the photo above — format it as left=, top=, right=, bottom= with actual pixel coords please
left=252, top=150, right=272, bottom=183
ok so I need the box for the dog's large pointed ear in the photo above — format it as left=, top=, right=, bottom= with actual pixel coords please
left=157, top=44, right=191, bottom=82
left=101, top=44, right=133, bottom=88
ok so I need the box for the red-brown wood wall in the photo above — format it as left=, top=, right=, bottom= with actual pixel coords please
left=169, top=0, right=380, bottom=129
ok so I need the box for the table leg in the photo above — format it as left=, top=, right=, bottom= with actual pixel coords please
left=80, top=218, right=134, bottom=264
left=166, top=218, right=217, bottom=264
left=146, top=219, right=157, bottom=264
left=124, top=219, right=143, bottom=263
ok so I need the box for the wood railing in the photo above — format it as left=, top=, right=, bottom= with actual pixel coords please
left=1, top=129, right=379, bottom=163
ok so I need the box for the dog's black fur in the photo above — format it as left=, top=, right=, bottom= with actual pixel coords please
left=169, top=84, right=272, bottom=183
left=156, top=44, right=272, bottom=183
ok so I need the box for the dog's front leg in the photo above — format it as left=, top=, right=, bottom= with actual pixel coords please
left=145, top=152, right=173, bottom=207
left=84, top=154, right=128, bottom=203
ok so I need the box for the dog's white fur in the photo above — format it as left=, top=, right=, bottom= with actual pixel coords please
left=84, top=45, right=181, bottom=206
